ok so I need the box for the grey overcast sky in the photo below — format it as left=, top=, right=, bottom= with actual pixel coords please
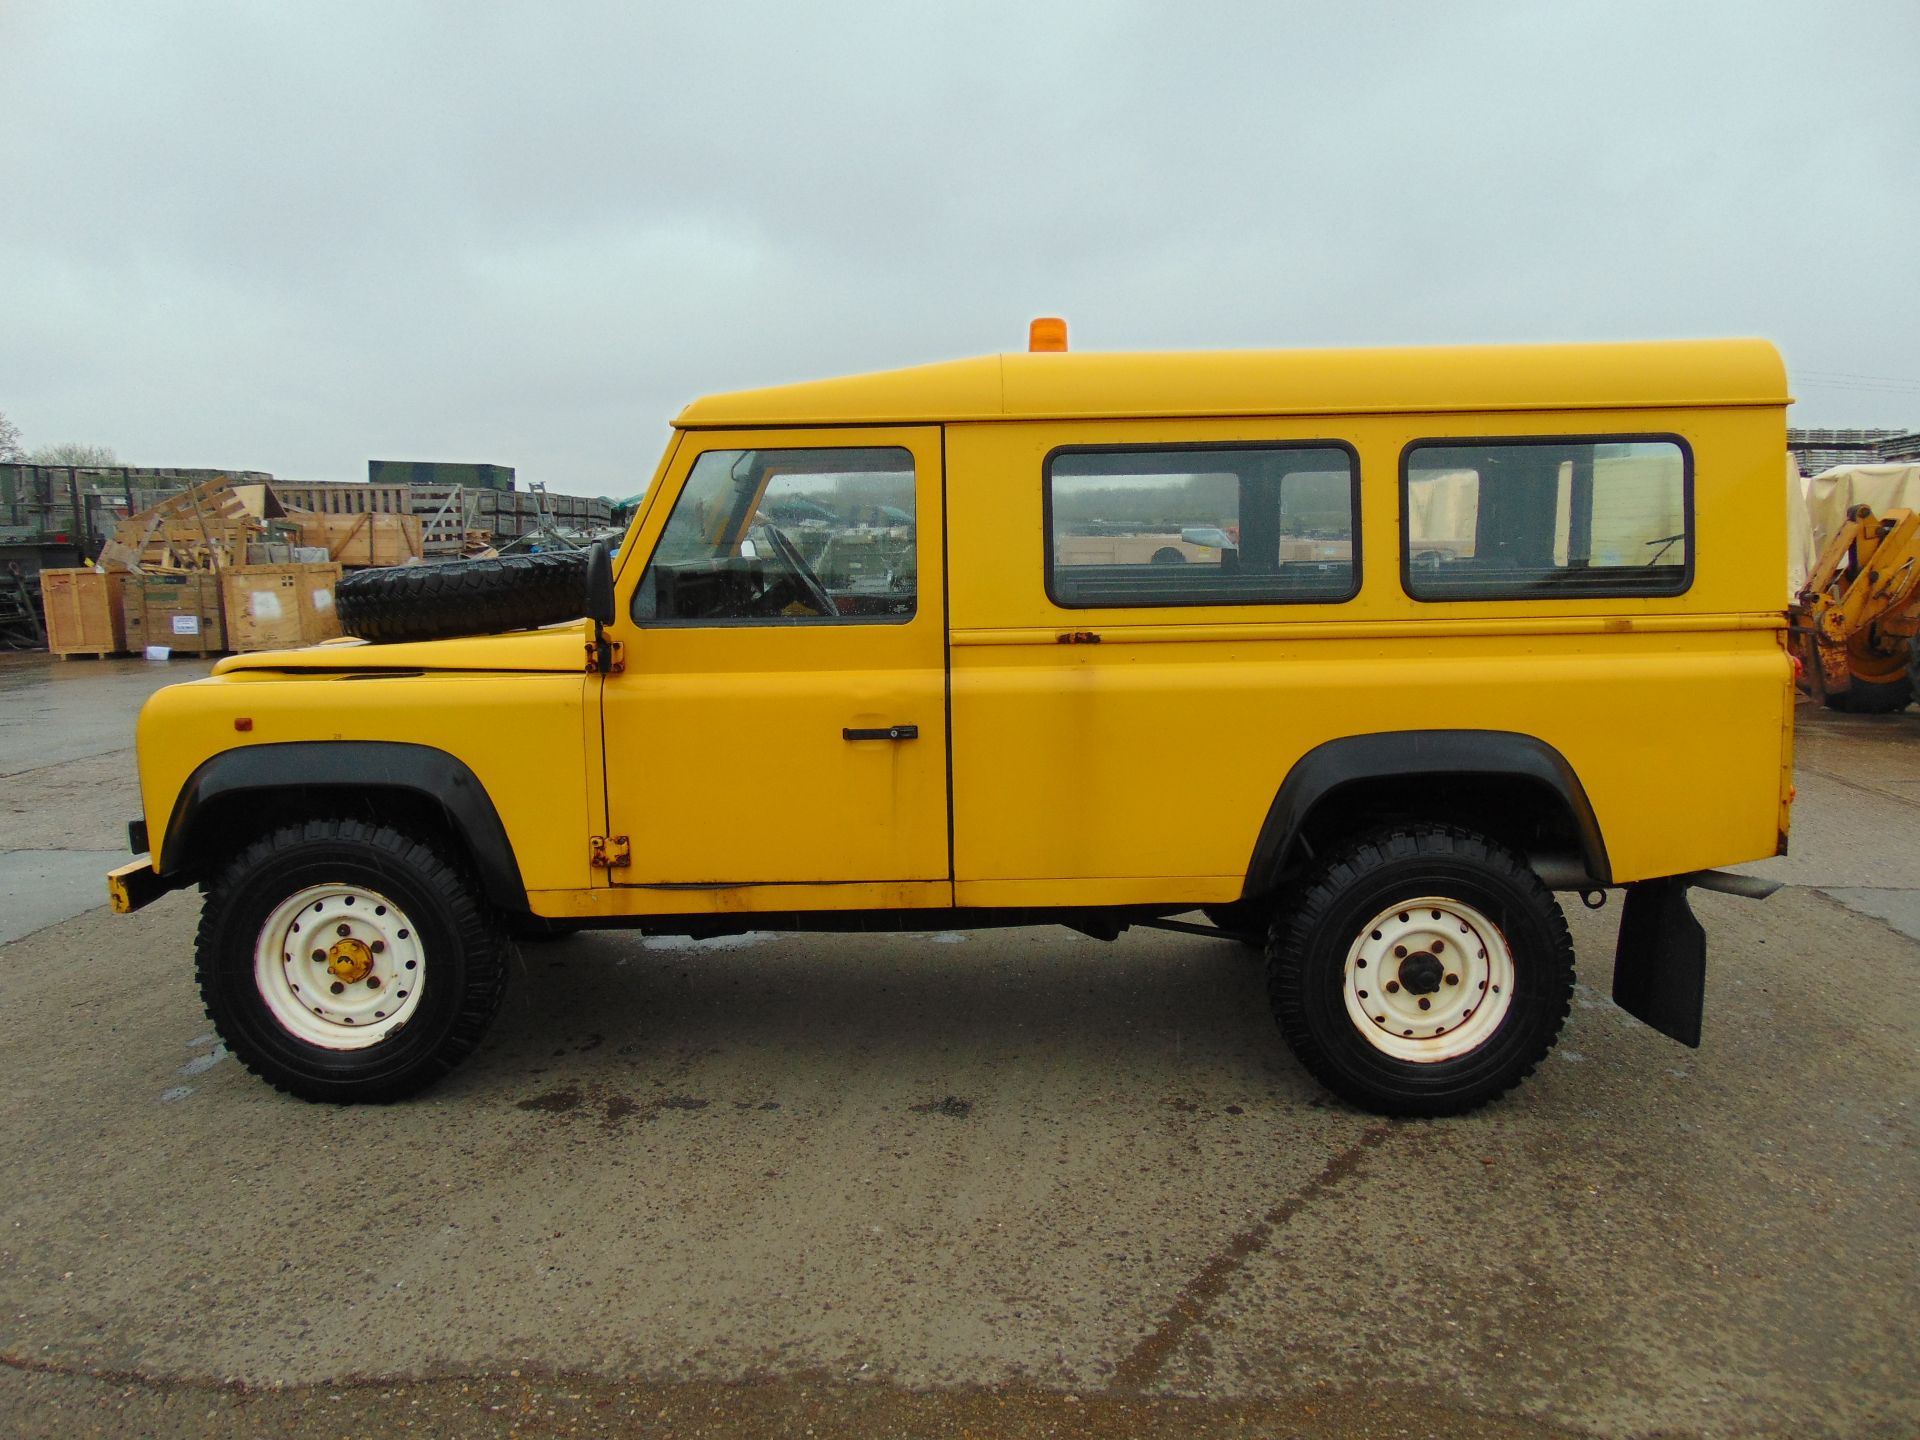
left=2, top=1, right=1916, bottom=496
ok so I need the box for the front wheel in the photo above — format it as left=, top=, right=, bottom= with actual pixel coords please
left=1267, top=826, right=1573, bottom=1116
left=195, top=818, right=510, bottom=1103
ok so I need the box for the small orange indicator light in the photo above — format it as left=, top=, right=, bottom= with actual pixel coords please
left=234, top=717, right=253, bottom=732
left=1028, top=316, right=1068, bottom=353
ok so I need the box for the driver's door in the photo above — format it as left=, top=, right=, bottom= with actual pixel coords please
left=600, top=426, right=950, bottom=893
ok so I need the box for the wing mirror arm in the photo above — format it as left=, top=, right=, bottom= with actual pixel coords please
left=586, top=541, right=616, bottom=672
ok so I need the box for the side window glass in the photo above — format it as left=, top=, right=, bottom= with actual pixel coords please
left=632, top=447, right=916, bottom=625
left=1046, top=445, right=1357, bottom=608
left=1403, top=438, right=1689, bottom=599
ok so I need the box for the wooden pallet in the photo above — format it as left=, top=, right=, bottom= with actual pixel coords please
left=97, top=475, right=267, bottom=573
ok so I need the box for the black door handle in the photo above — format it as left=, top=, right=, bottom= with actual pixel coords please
left=843, top=725, right=919, bottom=741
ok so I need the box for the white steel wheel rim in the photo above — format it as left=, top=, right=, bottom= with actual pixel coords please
left=253, top=883, right=427, bottom=1050
left=1342, top=895, right=1516, bottom=1063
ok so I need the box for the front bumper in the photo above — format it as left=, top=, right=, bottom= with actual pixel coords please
left=106, top=858, right=188, bottom=915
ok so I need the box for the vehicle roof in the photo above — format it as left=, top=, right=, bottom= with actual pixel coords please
left=674, top=338, right=1788, bottom=429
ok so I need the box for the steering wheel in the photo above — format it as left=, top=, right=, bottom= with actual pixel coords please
left=759, top=523, right=839, bottom=618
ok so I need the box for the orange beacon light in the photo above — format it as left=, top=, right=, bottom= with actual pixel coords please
left=1028, top=317, right=1068, bottom=352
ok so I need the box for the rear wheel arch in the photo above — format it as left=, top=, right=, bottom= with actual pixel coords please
left=159, top=741, right=529, bottom=911
left=1243, top=731, right=1610, bottom=898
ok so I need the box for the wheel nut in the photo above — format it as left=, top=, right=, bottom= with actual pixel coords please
left=311, top=950, right=325, bottom=963
left=1386, top=980, right=1401, bottom=993
left=1445, top=974, right=1458, bottom=986
left=336, top=923, right=351, bottom=937
left=371, top=941, right=386, bottom=954
left=329, top=981, right=344, bottom=995
left=1418, top=997, right=1431, bottom=1010
left=1394, top=945, right=1407, bottom=958
left=1433, top=939, right=1445, bottom=952
left=366, top=976, right=381, bottom=989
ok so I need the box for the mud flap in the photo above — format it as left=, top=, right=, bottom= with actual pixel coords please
left=1612, top=877, right=1707, bottom=1048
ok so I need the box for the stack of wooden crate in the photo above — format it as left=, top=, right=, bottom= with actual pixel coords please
left=38, top=475, right=349, bottom=658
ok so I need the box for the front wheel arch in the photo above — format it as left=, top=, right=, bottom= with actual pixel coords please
left=160, top=741, right=528, bottom=911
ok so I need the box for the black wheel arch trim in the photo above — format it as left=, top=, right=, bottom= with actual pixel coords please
left=1244, top=730, right=1611, bottom=895
left=160, top=741, right=529, bottom=910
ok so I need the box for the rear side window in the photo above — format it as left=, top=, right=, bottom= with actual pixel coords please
left=1402, top=437, right=1691, bottom=600
left=1046, top=443, right=1358, bottom=608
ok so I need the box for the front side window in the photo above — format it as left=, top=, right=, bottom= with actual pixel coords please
left=1403, top=437, right=1690, bottom=600
left=1046, top=444, right=1358, bottom=608
left=632, top=447, right=916, bottom=625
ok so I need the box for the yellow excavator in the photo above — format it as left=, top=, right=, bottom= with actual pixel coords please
left=1791, top=499, right=1920, bottom=713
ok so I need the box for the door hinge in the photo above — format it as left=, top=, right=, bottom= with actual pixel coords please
left=585, top=638, right=625, bottom=674
left=589, top=835, right=631, bottom=869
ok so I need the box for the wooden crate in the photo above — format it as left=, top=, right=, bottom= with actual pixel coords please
left=272, top=482, right=413, bottom=515
left=123, top=574, right=226, bottom=655
left=285, top=510, right=423, bottom=567
left=40, top=569, right=129, bottom=656
left=221, top=563, right=344, bottom=652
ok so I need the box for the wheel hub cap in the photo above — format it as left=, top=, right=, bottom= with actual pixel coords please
left=1342, top=896, right=1517, bottom=1063
left=253, top=883, right=426, bottom=1050
left=326, top=937, right=374, bottom=984
left=1397, top=950, right=1444, bottom=994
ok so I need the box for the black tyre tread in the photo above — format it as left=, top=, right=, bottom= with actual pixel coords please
left=1266, top=824, right=1573, bottom=1117
left=1822, top=672, right=1913, bottom=714
left=195, top=817, right=509, bottom=1103
left=337, top=550, right=592, bottom=644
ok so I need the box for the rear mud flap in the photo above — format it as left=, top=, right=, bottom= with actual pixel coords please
left=1612, top=877, right=1708, bottom=1048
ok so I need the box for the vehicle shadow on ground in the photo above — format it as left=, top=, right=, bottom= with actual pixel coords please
left=460, top=925, right=1321, bottom=1102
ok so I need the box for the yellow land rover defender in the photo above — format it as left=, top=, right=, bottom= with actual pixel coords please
left=111, top=327, right=1795, bottom=1115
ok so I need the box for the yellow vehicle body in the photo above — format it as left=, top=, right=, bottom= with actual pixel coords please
left=130, top=337, right=1792, bottom=918
left=120, top=335, right=1793, bottom=1111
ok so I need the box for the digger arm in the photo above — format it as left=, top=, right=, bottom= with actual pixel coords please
left=1792, top=506, right=1920, bottom=698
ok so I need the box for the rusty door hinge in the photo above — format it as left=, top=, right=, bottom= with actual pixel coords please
left=589, top=835, right=631, bottom=869
left=585, top=639, right=625, bottom=674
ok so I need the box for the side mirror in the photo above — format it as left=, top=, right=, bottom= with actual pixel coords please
left=586, top=540, right=615, bottom=625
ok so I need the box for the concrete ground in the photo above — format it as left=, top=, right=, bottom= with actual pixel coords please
left=0, top=651, right=1915, bottom=1439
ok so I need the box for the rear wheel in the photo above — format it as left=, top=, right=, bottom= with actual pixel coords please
left=195, top=818, right=509, bottom=1103
left=1267, top=825, right=1573, bottom=1116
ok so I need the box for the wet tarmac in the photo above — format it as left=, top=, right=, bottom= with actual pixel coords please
left=1, top=652, right=1915, bottom=1439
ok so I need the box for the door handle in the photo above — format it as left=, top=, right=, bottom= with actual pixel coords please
left=843, top=725, right=919, bottom=742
